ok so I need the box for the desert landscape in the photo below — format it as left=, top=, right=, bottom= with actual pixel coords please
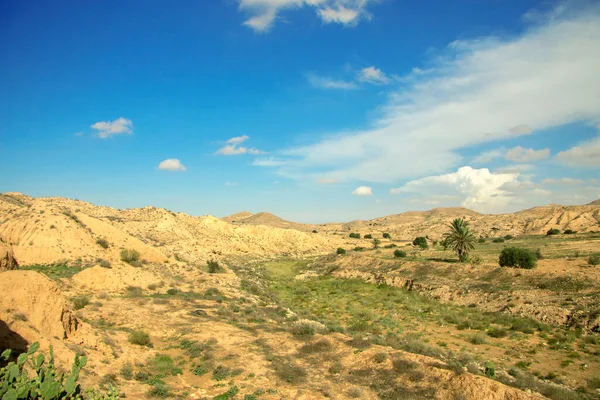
left=1, top=192, right=599, bottom=399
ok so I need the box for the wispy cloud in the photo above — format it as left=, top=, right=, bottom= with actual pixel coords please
left=504, top=146, right=550, bottom=162
left=238, top=0, right=374, bottom=32
left=216, top=135, right=264, bottom=156
left=252, top=157, right=286, bottom=166
left=316, top=177, right=338, bottom=184
left=91, top=117, right=133, bottom=139
left=158, top=159, right=186, bottom=171
left=555, top=137, right=600, bottom=167
left=274, top=4, right=600, bottom=183
left=472, top=148, right=504, bottom=164
left=541, top=177, right=584, bottom=185
left=357, top=66, right=390, bottom=84
left=307, top=73, right=359, bottom=90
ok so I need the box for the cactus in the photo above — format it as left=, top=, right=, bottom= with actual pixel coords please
left=0, top=342, right=119, bottom=399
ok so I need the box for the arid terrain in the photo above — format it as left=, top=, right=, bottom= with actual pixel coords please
left=1, top=192, right=599, bottom=399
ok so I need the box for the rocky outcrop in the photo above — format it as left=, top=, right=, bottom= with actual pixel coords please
left=0, top=239, right=18, bottom=271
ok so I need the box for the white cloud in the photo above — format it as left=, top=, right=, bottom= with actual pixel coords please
left=316, top=177, right=337, bottom=184
left=253, top=157, right=286, bottom=166
left=352, top=186, right=372, bottom=196
left=216, top=135, right=264, bottom=156
left=504, top=146, right=550, bottom=162
left=91, top=117, right=133, bottom=139
left=358, top=66, right=390, bottom=84
left=273, top=4, right=600, bottom=183
left=390, top=166, right=520, bottom=213
left=555, top=137, right=600, bottom=167
left=307, top=74, right=358, bottom=90
left=472, top=148, right=504, bottom=164
left=496, top=164, right=535, bottom=174
left=541, top=177, right=584, bottom=185
left=238, top=0, right=374, bottom=32
left=508, top=125, right=533, bottom=135
left=158, top=159, right=186, bottom=172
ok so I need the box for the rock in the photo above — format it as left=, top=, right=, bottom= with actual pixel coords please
left=189, top=309, right=208, bottom=317
left=0, top=239, right=18, bottom=271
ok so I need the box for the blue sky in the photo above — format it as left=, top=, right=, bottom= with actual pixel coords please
left=1, top=0, right=599, bottom=223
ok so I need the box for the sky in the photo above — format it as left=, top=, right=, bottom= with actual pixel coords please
left=1, top=0, right=599, bottom=223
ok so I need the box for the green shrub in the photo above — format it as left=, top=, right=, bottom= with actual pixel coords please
left=129, top=330, right=151, bottom=346
left=353, top=246, right=364, bottom=252
left=120, top=363, right=133, bottom=380
left=364, top=234, right=372, bottom=239
left=384, top=244, right=397, bottom=248
left=484, top=361, right=496, bottom=378
left=312, top=230, right=318, bottom=233
left=349, top=233, right=361, bottom=239
left=588, top=254, right=600, bottom=266
left=71, top=295, right=90, bottom=310
left=535, top=248, right=544, bottom=260
left=499, top=247, right=537, bottom=269
left=96, top=238, right=109, bottom=249
left=120, top=249, right=140, bottom=263
left=504, top=234, right=514, bottom=240
left=166, top=288, right=179, bottom=295
left=478, top=238, right=485, bottom=243
left=546, top=228, right=561, bottom=236
left=564, top=229, right=576, bottom=234
left=394, top=249, right=407, bottom=258
left=97, top=258, right=111, bottom=268
left=412, top=237, right=428, bottom=249
left=372, top=238, right=381, bottom=248
left=487, top=327, right=508, bottom=338
left=492, top=238, right=505, bottom=243
left=207, top=260, right=224, bottom=273
left=383, top=233, right=391, bottom=239
left=336, top=248, right=346, bottom=255
left=212, top=365, right=232, bottom=381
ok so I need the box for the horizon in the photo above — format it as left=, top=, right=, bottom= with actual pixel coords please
left=1, top=0, right=599, bottom=223
left=3, top=191, right=598, bottom=225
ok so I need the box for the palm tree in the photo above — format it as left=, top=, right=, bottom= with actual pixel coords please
left=443, top=218, right=476, bottom=262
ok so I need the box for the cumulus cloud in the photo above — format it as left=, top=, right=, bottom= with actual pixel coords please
left=352, top=186, right=372, bottom=196
left=158, top=159, right=186, bottom=171
left=307, top=74, right=359, bottom=90
left=91, top=117, right=133, bottom=139
left=273, top=4, right=600, bottom=183
left=238, top=0, right=374, bottom=32
left=504, top=146, right=550, bottom=162
left=390, top=166, right=520, bottom=213
left=555, top=137, right=600, bottom=167
left=216, top=135, right=264, bottom=156
left=358, top=66, right=390, bottom=84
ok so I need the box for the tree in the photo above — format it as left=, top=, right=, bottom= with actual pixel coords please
left=442, top=218, right=476, bottom=262
left=383, top=233, right=391, bottom=239
left=336, top=248, right=346, bottom=255
left=372, top=239, right=381, bottom=249
left=412, top=237, right=428, bottom=249
left=394, top=249, right=406, bottom=258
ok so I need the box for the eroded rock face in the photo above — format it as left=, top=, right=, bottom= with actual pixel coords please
left=0, top=240, right=18, bottom=271
left=0, top=271, right=79, bottom=339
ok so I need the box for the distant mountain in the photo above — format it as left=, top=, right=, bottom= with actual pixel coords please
left=223, top=211, right=315, bottom=232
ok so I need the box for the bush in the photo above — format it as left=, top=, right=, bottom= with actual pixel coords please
left=499, top=247, right=537, bottom=269
left=354, top=246, right=364, bottom=252
left=394, top=249, right=407, bottom=258
left=336, top=248, right=346, bottom=255
left=120, top=249, right=140, bottom=263
left=129, top=330, right=151, bottom=346
left=412, top=237, right=428, bottom=249
left=484, top=361, right=496, bottom=378
left=588, top=254, right=600, bottom=266
left=504, top=234, right=514, bottom=240
left=166, top=288, right=179, bottom=295
left=71, top=295, right=90, bottom=310
left=120, top=363, right=133, bottom=380
left=372, top=238, right=381, bottom=248
left=564, top=229, right=576, bottom=234
left=384, top=244, right=397, bottom=248
left=312, top=230, right=318, bottom=233
left=383, top=233, right=391, bottom=239
left=492, top=238, right=505, bottom=243
left=546, top=228, right=561, bottom=236
left=349, top=233, right=361, bottom=239
left=478, top=238, right=486, bottom=243
left=364, top=234, right=372, bottom=239
left=207, top=260, right=224, bottom=273
left=535, top=248, right=544, bottom=260
left=96, top=238, right=109, bottom=249
left=97, top=258, right=111, bottom=268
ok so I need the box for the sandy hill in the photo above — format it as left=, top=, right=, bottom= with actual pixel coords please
left=224, top=211, right=316, bottom=232
left=222, top=211, right=254, bottom=223
left=0, top=193, right=342, bottom=267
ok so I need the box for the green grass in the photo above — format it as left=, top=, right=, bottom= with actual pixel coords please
left=20, top=263, right=88, bottom=279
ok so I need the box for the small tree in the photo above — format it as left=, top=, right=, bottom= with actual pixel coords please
left=442, top=218, right=476, bottom=262
left=412, top=237, right=428, bottom=249
left=394, top=249, right=407, bottom=258
left=96, top=238, right=109, bottom=249
left=499, top=247, right=537, bottom=269
left=372, top=239, right=381, bottom=249
left=546, top=228, right=561, bottom=236
left=564, top=229, right=576, bottom=234
left=364, top=234, right=373, bottom=239
left=383, top=233, right=391, bottom=239
left=349, top=233, right=361, bottom=239
left=207, top=260, right=224, bottom=273
left=120, top=249, right=140, bottom=263
left=336, top=248, right=346, bottom=255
